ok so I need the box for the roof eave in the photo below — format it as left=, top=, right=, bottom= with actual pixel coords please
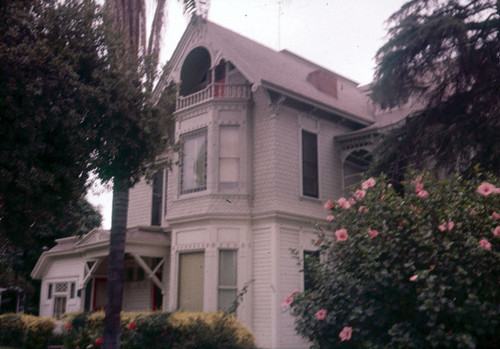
left=260, top=80, right=373, bottom=127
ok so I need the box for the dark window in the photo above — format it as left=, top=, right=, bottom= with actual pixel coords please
left=70, top=282, right=75, bottom=299
left=304, top=250, right=320, bottom=291
left=164, top=170, right=168, bottom=216
left=302, top=130, right=319, bottom=197
left=48, top=284, right=52, bottom=299
left=137, top=268, right=145, bottom=281
left=126, top=268, right=134, bottom=282
left=151, top=171, right=164, bottom=226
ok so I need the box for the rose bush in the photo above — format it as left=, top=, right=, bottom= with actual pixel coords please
left=286, top=171, right=500, bottom=348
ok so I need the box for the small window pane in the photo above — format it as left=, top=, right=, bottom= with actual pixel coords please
left=219, top=159, right=239, bottom=183
left=55, top=282, right=68, bottom=293
left=70, top=283, right=75, bottom=299
left=219, top=250, right=237, bottom=286
left=304, top=250, right=320, bottom=291
left=220, top=126, right=239, bottom=157
left=126, top=268, right=134, bottom=282
left=218, top=289, right=237, bottom=312
left=219, top=126, right=240, bottom=190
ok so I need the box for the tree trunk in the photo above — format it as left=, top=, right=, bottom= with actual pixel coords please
left=103, top=178, right=129, bottom=348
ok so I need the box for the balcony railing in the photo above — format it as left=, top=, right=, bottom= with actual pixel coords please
left=176, top=83, right=251, bottom=112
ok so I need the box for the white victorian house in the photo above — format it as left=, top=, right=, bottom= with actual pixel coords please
left=31, top=19, right=412, bottom=348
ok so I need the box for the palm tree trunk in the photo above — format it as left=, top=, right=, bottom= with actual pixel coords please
left=103, top=178, right=129, bottom=348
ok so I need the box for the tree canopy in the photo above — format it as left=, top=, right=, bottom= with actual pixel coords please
left=370, top=0, right=500, bottom=179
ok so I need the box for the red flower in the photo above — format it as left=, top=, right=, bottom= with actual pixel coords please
left=65, top=324, right=73, bottom=329
left=128, top=322, right=137, bottom=330
left=95, top=337, right=103, bottom=346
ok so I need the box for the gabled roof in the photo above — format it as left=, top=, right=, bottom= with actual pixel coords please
left=159, top=19, right=375, bottom=126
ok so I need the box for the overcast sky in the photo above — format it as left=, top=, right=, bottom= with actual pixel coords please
left=87, top=0, right=408, bottom=229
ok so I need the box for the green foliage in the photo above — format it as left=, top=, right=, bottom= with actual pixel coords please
left=370, top=0, right=500, bottom=177
left=0, top=314, right=55, bottom=349
left=286, top=172, right=500, bottom=348
left=63, top=311, right=256, bottom=349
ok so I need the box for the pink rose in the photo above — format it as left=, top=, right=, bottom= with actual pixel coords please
left=417, top=190, right=429, bottom=198
left=409, top=274, right=418, bottom=282
left=315, top=238, right=323, bottom=245
left=323, top=200, right=335, bottom=210
left=335, top=228, right=348, bottom=241
left=368, top=228, right=379, bottom=238
left=448, top=221, right=454, bottom=230
left=315, top=309, right=327, bottom=321
left=471, top=209, right=478, bottom=215
left=380, top=195, right=386, bottom=201
left=493, top=212, right=500, bottom=220
left=281, top=295, right=294, bottom=308
left=495, top=187, right=500, bottom=194
left=415, top=183, right=424, bottom=192
left=339, top=326, right=352, bottom=341
left=361, top=178, right=376, bottom=190
left=355, top=189, right=366, bottom=201
left=291, top=290, right=299, bottom=297
left=477, top=182, right=495, bottom=196
left=348, top=197, right=356, bottom=205
left=493, top=226, right=500, bottom=237
left=438, top=224, right=446, bottom=232
left=358, top=206, right=369, bottom=213
left=479, top=239, right=491, bottom=249
left=326, top=215, right=335, bottom=222
left=338, top=197, right=351, bottom=210
left=412, top=175, right=423, bottom=184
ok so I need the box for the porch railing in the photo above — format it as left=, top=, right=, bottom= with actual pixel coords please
left=176, top=83, right=251, bottom=112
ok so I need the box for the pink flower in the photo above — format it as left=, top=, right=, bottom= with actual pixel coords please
left=388, top=183, right=393, bottom=188
left=409, top=274, right=418, bottom=282
left=355, top=189, right=366, bottom=201
left=415, top=183, right=424, bottom=192
left=479, top=239, right=491, bottom=249
left=493, top=212, right=500, bottom=220
left=438, top=224, right=446, bottom=232
left=315, top=238, right=323, bottom=245
left=493, top=226, right=500, bottom=237
left=338, top=197, right=351, bottom=210
left=358, top=206, right=369, bottom=213
left=281, top=291, right=299, bottom=308
left=368, top=228, right=379, bottom=238
left=315, top=309, right=327, bottom=320
left=348, top=197, right=356, bottom=205
left=495, top=187, right=500, bottom=194
left=323, top=200, right=335, bottom=210
left=339, top=326, right=353, bottom=341
left=128, top=322, right=137, bottom=330
left=471, top=209, right=478, bottom=215
left=477, top=182, right=496, bottom=196
left=417, top=190, right=429, bottom=198
left=448, top=221, right=454, bottom=230
left=361, top=178, right=376, bottom=190
left=281, top=295, right=294, bottom=308
left=412, top=175, right=423, bottom=184
left=335, top=228, right=348, bottom=241
left=380, top=195, right=386, bottom=201
left=326, top=215, right=335, bottom=222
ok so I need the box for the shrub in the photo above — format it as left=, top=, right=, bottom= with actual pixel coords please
left=64, top=311, right=255, bottom=348
left=285, top=172, right=500, bottom=348
left=0, top=313, right=25, bottom=347
left=22, top=314, right=55, bottom=349
left=0, top=313, right=55, bottom=349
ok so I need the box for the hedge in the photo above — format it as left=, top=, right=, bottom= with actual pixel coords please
left=0, top=313, right=55, bottom=349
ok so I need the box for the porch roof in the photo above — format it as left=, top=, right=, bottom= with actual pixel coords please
left=31, top=226, right=170, bottom=280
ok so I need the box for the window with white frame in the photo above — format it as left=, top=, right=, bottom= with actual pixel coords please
left=219, top=125, right=240, bottom=190
left=302, top=130, right=319, bottom=198
left=151, top=170, right=164, bottom=226
left=47, top=281, right=76, bottom=319
left=218, top=250, right=237, bottom=311
left=180, top=129, right=207, bottom=194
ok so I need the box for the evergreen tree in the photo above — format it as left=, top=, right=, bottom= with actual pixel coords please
left=370, top=0, right=500, bottom=179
